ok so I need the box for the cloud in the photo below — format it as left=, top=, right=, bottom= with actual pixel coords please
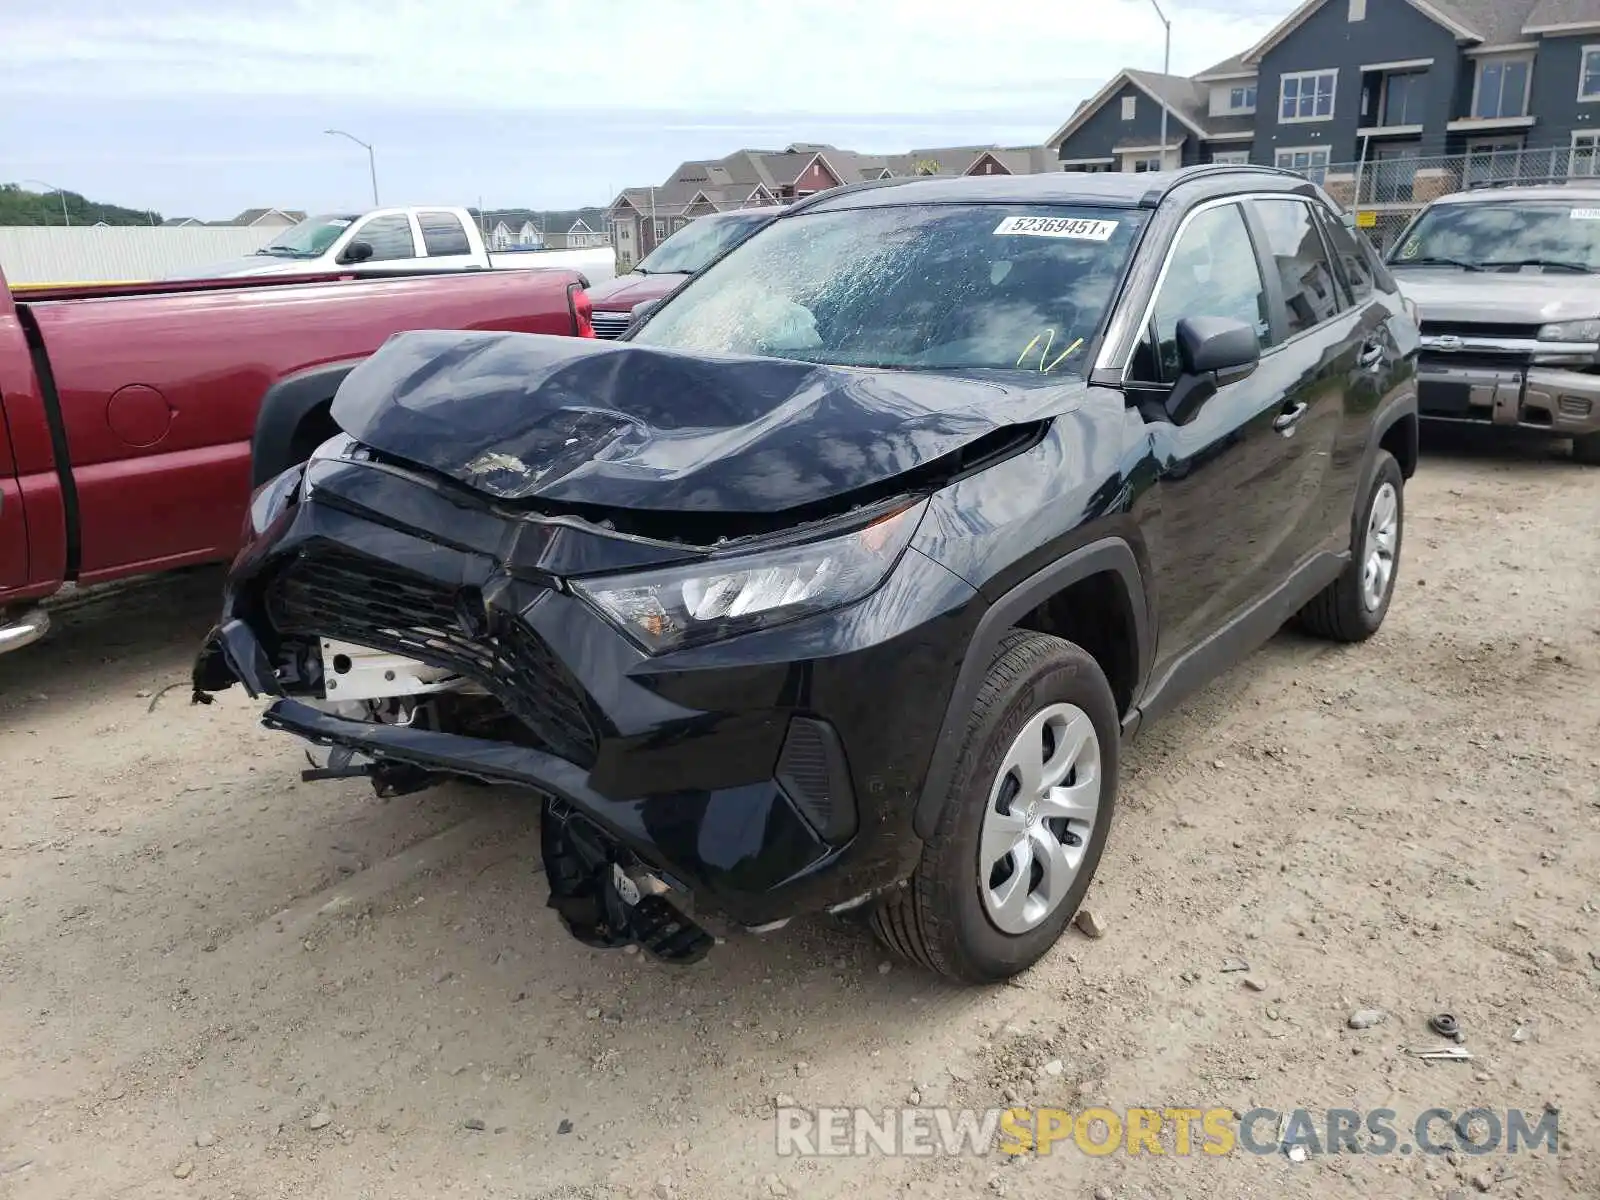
left=1, top=0, right=1279, bottom=112
left=0, top=0, right=1287, bottom=215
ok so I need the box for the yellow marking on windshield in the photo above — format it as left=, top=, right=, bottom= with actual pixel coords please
left=1016, top=329, right=1086, bottom=374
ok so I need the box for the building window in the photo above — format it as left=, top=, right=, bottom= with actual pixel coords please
left=1211, top=150, right=1250, bottom=164
left=1275, top=146, right=1331, bottom=182
left=1464, top=137, right=1523, bottom=187
left=1130, top=155, right=1162, bottom=173
left=1581, top=45, right=1600, bottom=101
left=1572, top=131, right=1600, bottom=176
left=1382, top=71, right=1426, bottom=126
left=1280, top=69, right=1337, bottom=122
left=1121, top=95, right=1137, bottom=120
left=1473, top=55, right=1532, bottom=119
left=1230, top=82, right=1258, bottom=112
left=1371, top=143, right=1421, bottom=203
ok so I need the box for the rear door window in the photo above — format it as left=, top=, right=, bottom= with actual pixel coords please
left=352, top=214, right=418, bottom=261
left=418, top=211, right=472, bottom=257
left=1250, top=198, right=1347, bottom=337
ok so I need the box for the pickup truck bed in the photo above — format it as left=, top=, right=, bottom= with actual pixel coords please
left=0, top=264, right=593, bottom=641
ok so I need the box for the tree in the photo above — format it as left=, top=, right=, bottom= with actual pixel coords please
left=0, top=183, right=162, bottom=227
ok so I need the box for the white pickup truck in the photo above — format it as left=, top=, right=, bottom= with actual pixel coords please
left=165, top=205, right=615, bottom=282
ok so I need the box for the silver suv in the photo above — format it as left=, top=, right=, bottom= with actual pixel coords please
left=1387, top=182, right=1600, bottom=464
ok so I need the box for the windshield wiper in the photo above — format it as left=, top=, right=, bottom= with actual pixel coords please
left=1478, top=257, right=1594, bottom=274
left=1398, top=255, right=1482, bottom=272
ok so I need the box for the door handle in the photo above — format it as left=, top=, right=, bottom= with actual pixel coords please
left=1273, top=401, right=1308, bottom=434
left=1358, top=341, right=1385, bottom=370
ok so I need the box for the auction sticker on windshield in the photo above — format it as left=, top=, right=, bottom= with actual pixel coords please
left=1570, top=208, right=1600, bottom=220
left=994, top=216, right=1119, bottom=241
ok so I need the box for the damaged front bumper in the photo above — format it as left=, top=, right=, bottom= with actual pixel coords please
left=193, top=442, right=981, bottom=929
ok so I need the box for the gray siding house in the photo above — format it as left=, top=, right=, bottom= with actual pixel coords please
left=1050, top=0, right=1600, bottom=208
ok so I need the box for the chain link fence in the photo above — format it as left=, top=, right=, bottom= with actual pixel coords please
left=1286, top=146, right=1600, bottom=254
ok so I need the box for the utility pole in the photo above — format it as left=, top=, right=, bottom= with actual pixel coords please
left=1149, top=0, right=1172, bottom=170
left=24, top=179, right=70, bottom=226
left=325, top=129, right=380, bottom=205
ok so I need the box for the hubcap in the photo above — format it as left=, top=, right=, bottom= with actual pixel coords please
left=978, top=702, right=1102, bottom=935
left=1362, top=481, right=1399, bottom=612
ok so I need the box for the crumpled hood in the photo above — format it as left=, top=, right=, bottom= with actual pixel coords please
left=1394, top=268, right=1600, bottom=325
left=584, top=271, right=686, bottom=311
left=330, top=329, right=1086, bottom=513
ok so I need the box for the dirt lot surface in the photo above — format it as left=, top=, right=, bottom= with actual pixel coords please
left=2, top=430, right=1597, bottom=1200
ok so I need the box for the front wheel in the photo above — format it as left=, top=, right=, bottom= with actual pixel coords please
left=1574, top=432, right=1600, bottom=466
left=1296, top=450, right=1404, bottom=642
left=871, top=631, right=1119, bottom=984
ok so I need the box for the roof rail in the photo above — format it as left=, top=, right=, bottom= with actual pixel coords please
left=1138, top=163, right=1308, bottom=207
left=784, top=175, right=917, bottom=216
left=1461, top=173, right=1597, bottom=191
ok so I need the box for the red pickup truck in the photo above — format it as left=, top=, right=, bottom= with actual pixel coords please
left=0, top=262, right=593, bottom=653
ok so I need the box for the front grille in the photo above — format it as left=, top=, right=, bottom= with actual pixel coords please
left=590, top=311, right=632, bottom=339
left=266, top=547, right=600, bottom=766
left=1420, top=320, right=1542, bottom=340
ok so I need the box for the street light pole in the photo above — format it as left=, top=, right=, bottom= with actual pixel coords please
left=23, top=178, right=70, bottom=226
left=1149, top=0, right=1173, bottom=170
left=325, top=129, right=380, bottom=206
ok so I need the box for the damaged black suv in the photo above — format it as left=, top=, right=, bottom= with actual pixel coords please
left=193, top=166, right=1420, bottom=983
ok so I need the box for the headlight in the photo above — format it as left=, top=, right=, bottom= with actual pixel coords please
left=573, top=502, right=926, bottom=653
left=246, top=464, right=304, bottom=536
left=1537, top=318, right=1600, bottom=343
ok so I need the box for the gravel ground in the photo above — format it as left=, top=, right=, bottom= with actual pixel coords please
left=2, top=429, right=1597, bottom=1200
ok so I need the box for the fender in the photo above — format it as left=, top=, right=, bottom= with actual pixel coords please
left=1353, top=383, right=1419, bottom=523
left=911, top=536, right=1150, bottom=840
left=250, top=359, right=365, bottom=488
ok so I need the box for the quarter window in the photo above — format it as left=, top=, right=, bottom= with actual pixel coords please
left=1252, top=198, right=1346, bottom=336
left=1280, top=69, right=1337, bottom=122
left=350, top=214, right=416, bottom=261
left=418, top=211, right=471, bottom=256
left=1131, top=203, right=1271, bottom=384
left=1314, top=206, right=1377, bottom=304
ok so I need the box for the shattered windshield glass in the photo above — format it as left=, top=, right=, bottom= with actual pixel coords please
left=629, top=203, right=1147, bottom=373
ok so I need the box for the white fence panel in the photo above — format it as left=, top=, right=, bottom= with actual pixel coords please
left=0, top=226, right=279, bottom=285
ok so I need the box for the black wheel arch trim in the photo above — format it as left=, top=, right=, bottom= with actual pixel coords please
left=250, top=358, right=365, bottom=489
left=911, top=536, right=1150, bottom=841
left=1365, top=388, right=1419, bottom=482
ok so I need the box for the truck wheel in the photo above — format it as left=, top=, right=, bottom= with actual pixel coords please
left=1296, top=450, right=1404, bottom=643
left=871, top=631, right=1118, bottom=984
left=1574, top=432, right=1600, bottom=466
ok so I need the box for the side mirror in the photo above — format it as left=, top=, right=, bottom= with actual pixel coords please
left=339, top=240, right=374, bottom=265
left=628, top=298, right=662, bottom=327
left=1167, top=315, right=1261, bottom=425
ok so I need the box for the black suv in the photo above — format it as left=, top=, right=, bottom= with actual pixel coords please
left=193, top=166, right=1420, bottom=984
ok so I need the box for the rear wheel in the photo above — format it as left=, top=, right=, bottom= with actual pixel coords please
left=1296, top=450, right=1403, bottom=642
left=871, top=631, right=1118, bottom=984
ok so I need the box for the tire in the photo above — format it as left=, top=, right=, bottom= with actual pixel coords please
left=1574, top=432, right=1600, bottom=466
left=871, top=630, right=1119, bottom=984
left=1296, top=449, right=1404, bottom=643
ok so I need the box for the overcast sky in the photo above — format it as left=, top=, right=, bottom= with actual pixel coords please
left=0, top=0, right=1286, bottom=221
